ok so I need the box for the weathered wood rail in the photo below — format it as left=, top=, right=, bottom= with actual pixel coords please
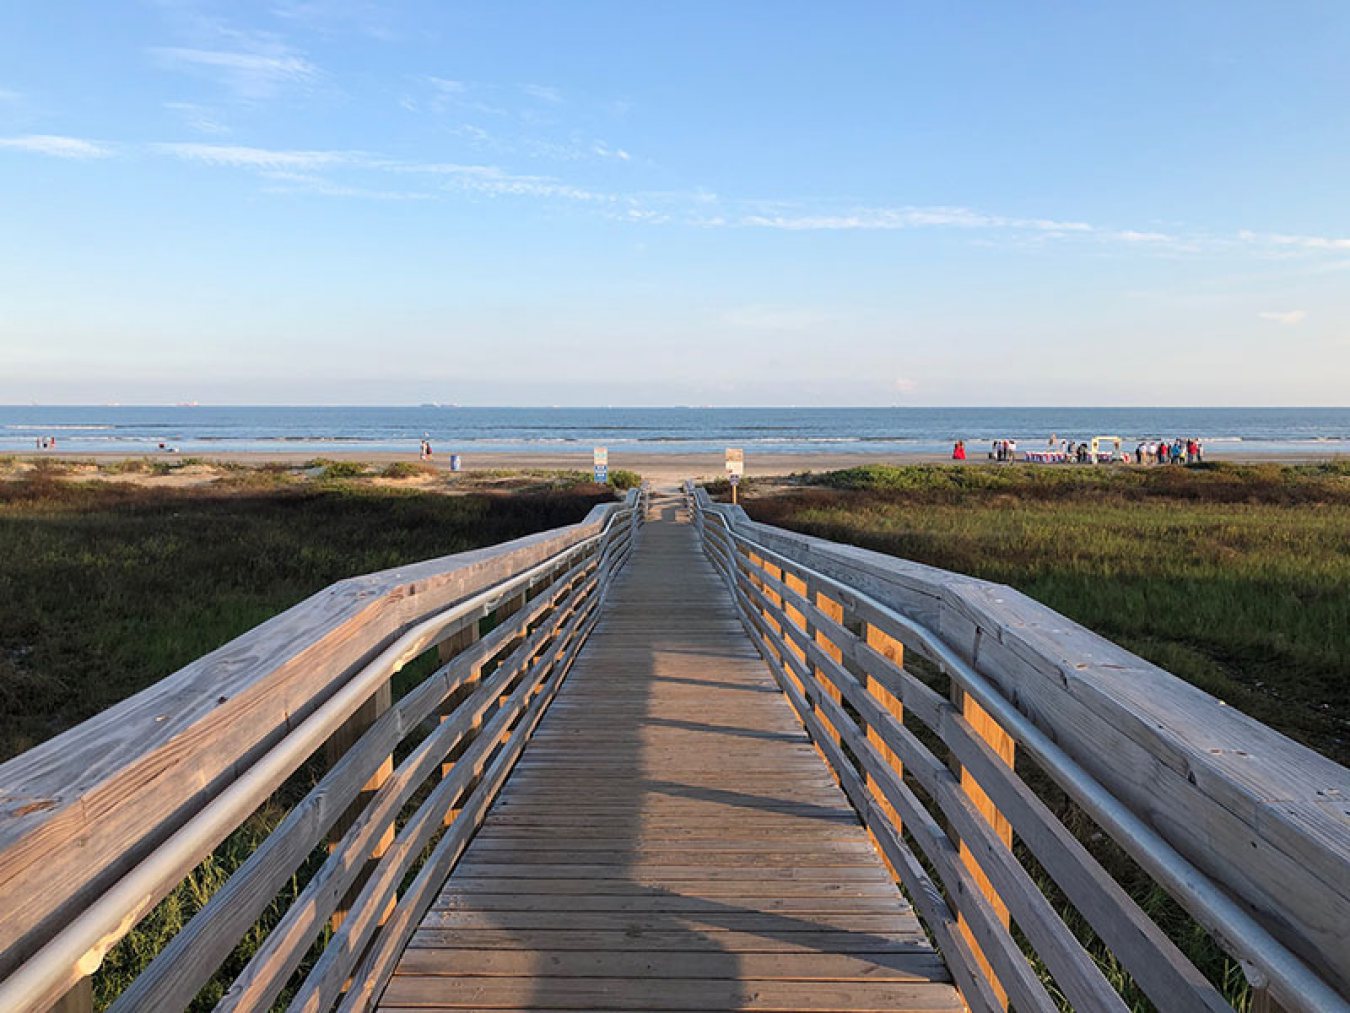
left=0, top=489, right=645, bottom=1013
left=688, top=485, right=1350, bottom=1013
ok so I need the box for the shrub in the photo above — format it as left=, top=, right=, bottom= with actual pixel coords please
left=320, top=460, right=368, bottom=480
left=381, top=461, right=437, bottom=479
left=99, top=458, right=149, bottom=474
left=606, top=469, right=642, bottom=491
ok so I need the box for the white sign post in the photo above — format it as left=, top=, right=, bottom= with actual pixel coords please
left=593, top=446, right=608, bottom=484
left=725, top=448, right=744, bottom=504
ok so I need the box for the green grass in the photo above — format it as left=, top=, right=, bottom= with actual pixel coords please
left=0, top=477, right=614, bottom=761
left=744, top=463, right=1350, bottom=765
left=379, top=460, right=439, bottom=479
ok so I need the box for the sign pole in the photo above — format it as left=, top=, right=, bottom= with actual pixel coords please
left=725, top=448, right=744, bottom=506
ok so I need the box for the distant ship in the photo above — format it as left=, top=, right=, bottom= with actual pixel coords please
left=419, top=403, right=460, bottom=408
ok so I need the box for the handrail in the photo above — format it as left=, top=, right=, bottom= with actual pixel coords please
left=0, top=485, right=648, bottom=1012
left=685, top=482, right=1350, bottom=1013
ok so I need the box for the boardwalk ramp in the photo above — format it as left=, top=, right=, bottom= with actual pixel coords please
left=379, top=496, right=960, bottom=1011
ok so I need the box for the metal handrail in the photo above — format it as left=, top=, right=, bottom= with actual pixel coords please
left=687, top=485, right=1345, bottom=1013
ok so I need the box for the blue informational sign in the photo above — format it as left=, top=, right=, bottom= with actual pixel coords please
left=595, top=464, right=608, bottom=483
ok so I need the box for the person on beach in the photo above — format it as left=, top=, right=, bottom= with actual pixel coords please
left=952, top=440, right=966, bottom=460
left=1007, top=438, right=1017, bottom=461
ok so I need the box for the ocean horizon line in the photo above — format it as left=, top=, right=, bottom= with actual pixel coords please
left=4, top=403, right=1349, bottom=411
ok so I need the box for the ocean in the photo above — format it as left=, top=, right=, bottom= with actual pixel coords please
left=1, top=406, right=1347, bottom=458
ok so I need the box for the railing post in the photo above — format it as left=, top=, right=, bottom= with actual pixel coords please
left=437, top=620, right=481, bottom=826
left=862, top=624, right=904, bottom=835
left=812, top=588, right=845, bottom=747
left=950, top=682, right=1016, bottom=1009
left=749, top=552, right=787, bottom=668
left=325, top=682, right=394, bottom=931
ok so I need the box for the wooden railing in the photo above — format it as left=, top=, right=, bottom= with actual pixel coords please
left=687, top=485, right=1350, bottom=1013
left=0, top=488, right=646, bottom=1013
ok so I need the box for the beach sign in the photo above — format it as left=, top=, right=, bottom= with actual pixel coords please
left=593, top=446, right=608, bottom=484
left=725, top=448, right=744, bottom=477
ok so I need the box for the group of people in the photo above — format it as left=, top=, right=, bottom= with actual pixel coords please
left=418, top=438, right=434, bottom=460
left=34, top=436, right=57, bottom=450
left=1135, top=438, right=1203, bottom=465
left=951, top=434, right=1206, bottom=465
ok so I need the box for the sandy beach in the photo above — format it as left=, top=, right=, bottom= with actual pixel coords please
left=25, top=447, right=1342, bottom=485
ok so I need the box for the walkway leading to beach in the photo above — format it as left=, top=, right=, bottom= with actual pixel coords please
left=375, top=495, right=960, bottom=1012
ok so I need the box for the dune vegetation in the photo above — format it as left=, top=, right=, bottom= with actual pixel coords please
left=734, top=461, right=1350, bottom=766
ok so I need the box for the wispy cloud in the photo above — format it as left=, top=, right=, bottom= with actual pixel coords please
left=738, top=205, right=1092, bottom=234
left=0, top=134, right=113, bottom=158
left=259, top=170, right=432, bottom=200
left=1110, top=229, right=1176, bottom=244
left=520, top=83, right=563, bottom=104
left=154, top=142, right=352, bottom=169
left=399, top=162, right=615, bottom=202
left=591, top=140, right=631, bottom=161
left=47, top=126, right=1350, bottom=261
left=425, top=76, right=465, bottom=96
left=164, top=101, right=230, bottom=135
left=1258, top=309, right=1308, bottom=325
left=271, top=0, right=399, bottom=41
left=0, top=88, right=22, bottom=105
left=1240, top=229, right=1350, bottom=252
left=150, top=44, right=317, bottom=99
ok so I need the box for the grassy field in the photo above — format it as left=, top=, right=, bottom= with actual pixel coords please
left=0, top=465, right=618, bottom=761
left=735, top=461, right=1350, bottom=766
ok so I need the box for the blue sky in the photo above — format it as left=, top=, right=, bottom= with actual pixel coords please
left=1, top=1, right=1347, bottom=405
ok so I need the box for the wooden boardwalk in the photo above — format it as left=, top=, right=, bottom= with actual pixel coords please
left=377, top=496, right=960, bottom=1012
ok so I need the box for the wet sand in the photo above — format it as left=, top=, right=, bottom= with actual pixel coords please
left=39, top=448, right=1343, bottom=484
